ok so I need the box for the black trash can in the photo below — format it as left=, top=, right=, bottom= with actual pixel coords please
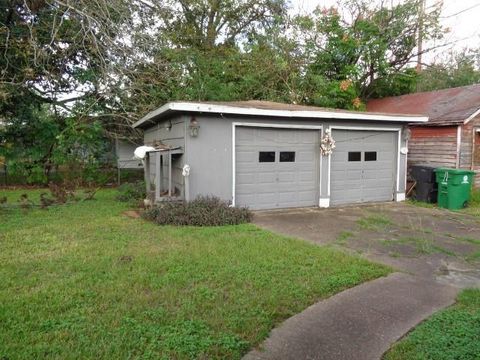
left=411, top=165, right=438, bottom=203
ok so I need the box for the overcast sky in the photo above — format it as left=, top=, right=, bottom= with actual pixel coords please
left=291, top=0, right=480, bottom=63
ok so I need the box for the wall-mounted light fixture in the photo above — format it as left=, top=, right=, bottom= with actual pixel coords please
left=189, top=117, right=200, bottom=137
left=165, top=119, right=172, bottom=131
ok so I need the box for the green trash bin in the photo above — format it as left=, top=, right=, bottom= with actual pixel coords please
left=434, top=168, right=475, bottom=210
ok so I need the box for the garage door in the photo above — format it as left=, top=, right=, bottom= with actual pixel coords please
left=235, top=127, right=319, bottom=210
left=330, top=130, right=397, bottom=206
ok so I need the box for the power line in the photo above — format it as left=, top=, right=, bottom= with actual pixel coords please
left=440, top=3, right=480, bottom=19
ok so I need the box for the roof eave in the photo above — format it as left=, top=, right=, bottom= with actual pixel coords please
left=133, top=103, right=173, bottom=128
left=133, top=102, right=428, bottom=128
left=464, top=107, right=480, bottom=124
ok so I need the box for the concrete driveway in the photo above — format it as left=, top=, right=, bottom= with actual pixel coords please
left=254, top=202, right=480, bottom=287
left=244, top=203, right=480, bottom=360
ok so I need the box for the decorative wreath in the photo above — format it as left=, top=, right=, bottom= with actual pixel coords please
left=320, top=129, right=336, bottom=156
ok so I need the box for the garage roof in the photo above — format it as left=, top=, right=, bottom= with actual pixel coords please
left=133, top=100, right=428, bottom=129
left=367, top=84, right=480, bottom=126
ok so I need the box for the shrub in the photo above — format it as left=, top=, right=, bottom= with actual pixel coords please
left=142, top=196, right=252, bottom=226
left=471, top=189, right=480, bottom=206
left=116, top=181, right=146, bottom=202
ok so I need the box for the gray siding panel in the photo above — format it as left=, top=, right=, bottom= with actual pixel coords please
left=185, top=116, right=232, bottom=202
left=116, top=139, right=143, bottom=169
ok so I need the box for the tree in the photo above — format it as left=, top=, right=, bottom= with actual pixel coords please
left=300, top=0, right=443, bottom=108
left=112, top=0, right=299, bottom=116
left=150, top=0, right=286, bottom=49
left=416, top=49, right=480, bottom=92
left=0, top=100, right=108, bottom=184
left=0, top=0, right=152, bottom=183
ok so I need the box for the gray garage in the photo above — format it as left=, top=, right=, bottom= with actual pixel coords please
left=133, top=101, right=427, bottom=210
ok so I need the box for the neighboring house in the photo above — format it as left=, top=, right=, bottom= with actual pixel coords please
left=133, top=101, right=426, bottom=210
left=367, top=84, right=480, bottom=188
left=115, top=138, right=143, bottom=170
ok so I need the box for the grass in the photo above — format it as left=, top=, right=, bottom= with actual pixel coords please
left=336, top=231, right=354, bottom=245
left=463, top=189, right=480, bottom=218
left=0, top=189, right=390, bottom=359
left=380, top=236, right=455, bottom=257
left=406, top=199, right=436, bottom=209
left=466, top=251, right=480, bottom=263
left=356, top=214, right=392, bottom=231
left=407, top=189, right=480, bottom=217
left=384, top=289, right=480, bottom=360
left=455, top=236, right=480, bottom=246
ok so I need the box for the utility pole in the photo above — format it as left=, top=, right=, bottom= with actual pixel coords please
left=416, top=0, right=426, bottom=73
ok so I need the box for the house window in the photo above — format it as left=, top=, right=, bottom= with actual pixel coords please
left=365, top=152, right=377, bottom=161
left=259, top=151, right=275, bottom=162
left=280, top=151, right=295, bottom=162
left=348, top=152, right=361, bottom=161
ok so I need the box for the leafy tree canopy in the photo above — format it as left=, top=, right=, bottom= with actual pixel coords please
left=0, top=0, right=452, bottom=183
left=416, top=49, right=480, bottom=92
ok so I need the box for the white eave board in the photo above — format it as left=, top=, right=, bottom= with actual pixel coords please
left=133, top=101, right=428, bottom=128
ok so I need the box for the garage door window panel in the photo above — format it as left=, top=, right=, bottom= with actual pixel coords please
left=348, top=152, right=361, bottom=161
left=365, top=151, right=377, bottom=161
left=259, top=151, right=275, bottom=162
left=280, top=151, right=295, bottom=162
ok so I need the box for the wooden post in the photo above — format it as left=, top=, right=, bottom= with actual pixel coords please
left=155, top=151, right=161, bottom=202
left=144, top=153, right=151, bottom=193
left=168, top=152, right=172, bottom=196
left=184, top=173, right=190, bottom=202
left=416, top=0, right=425, bottom=74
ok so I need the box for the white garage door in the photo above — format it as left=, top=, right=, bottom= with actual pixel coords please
left=330, top=130, right=397, bottom=206
left=235, top=127, right=320, bottom=210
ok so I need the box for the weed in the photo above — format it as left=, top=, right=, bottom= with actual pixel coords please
left=356, top=214, right=392, bottom=231
left=406, top=199, right=436, bottom=209
left=381, top=236, right=456, bottom=257
left=454, top=236, right=480, bottom=246
left=466, top=251, right=480, bottom=263
left=336, top=231, right=354, bottom=244
left=116, top=181, right=146, bottom=202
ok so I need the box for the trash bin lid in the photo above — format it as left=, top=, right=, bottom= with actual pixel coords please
left=434, top=168, right=475, bottom=175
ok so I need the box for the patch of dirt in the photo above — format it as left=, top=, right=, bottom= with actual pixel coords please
left=118, top=255, right=134, bottom=263
left=123, top=210, right=142, bottom=219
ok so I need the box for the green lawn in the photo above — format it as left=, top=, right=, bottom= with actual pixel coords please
left=384, top=289, right=480, bottom=360
left=0, top=189, right=389, bottom=359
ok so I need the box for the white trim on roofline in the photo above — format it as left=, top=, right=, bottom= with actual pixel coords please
left=133, top=102, right=428, bottom=128
left=464, top=108, right=480, bottom=125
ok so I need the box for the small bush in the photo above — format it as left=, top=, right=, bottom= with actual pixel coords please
left=116, top=181, right=146, bottom=202
left=142, top=196, right=252, bottom=226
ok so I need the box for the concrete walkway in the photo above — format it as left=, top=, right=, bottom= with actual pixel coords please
left=244, top=273, right=458, bottom=360
left=243, top=204, right=480, bottom=359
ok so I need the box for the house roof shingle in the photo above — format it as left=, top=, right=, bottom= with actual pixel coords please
left=367, top=84, right=480, bottom=126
